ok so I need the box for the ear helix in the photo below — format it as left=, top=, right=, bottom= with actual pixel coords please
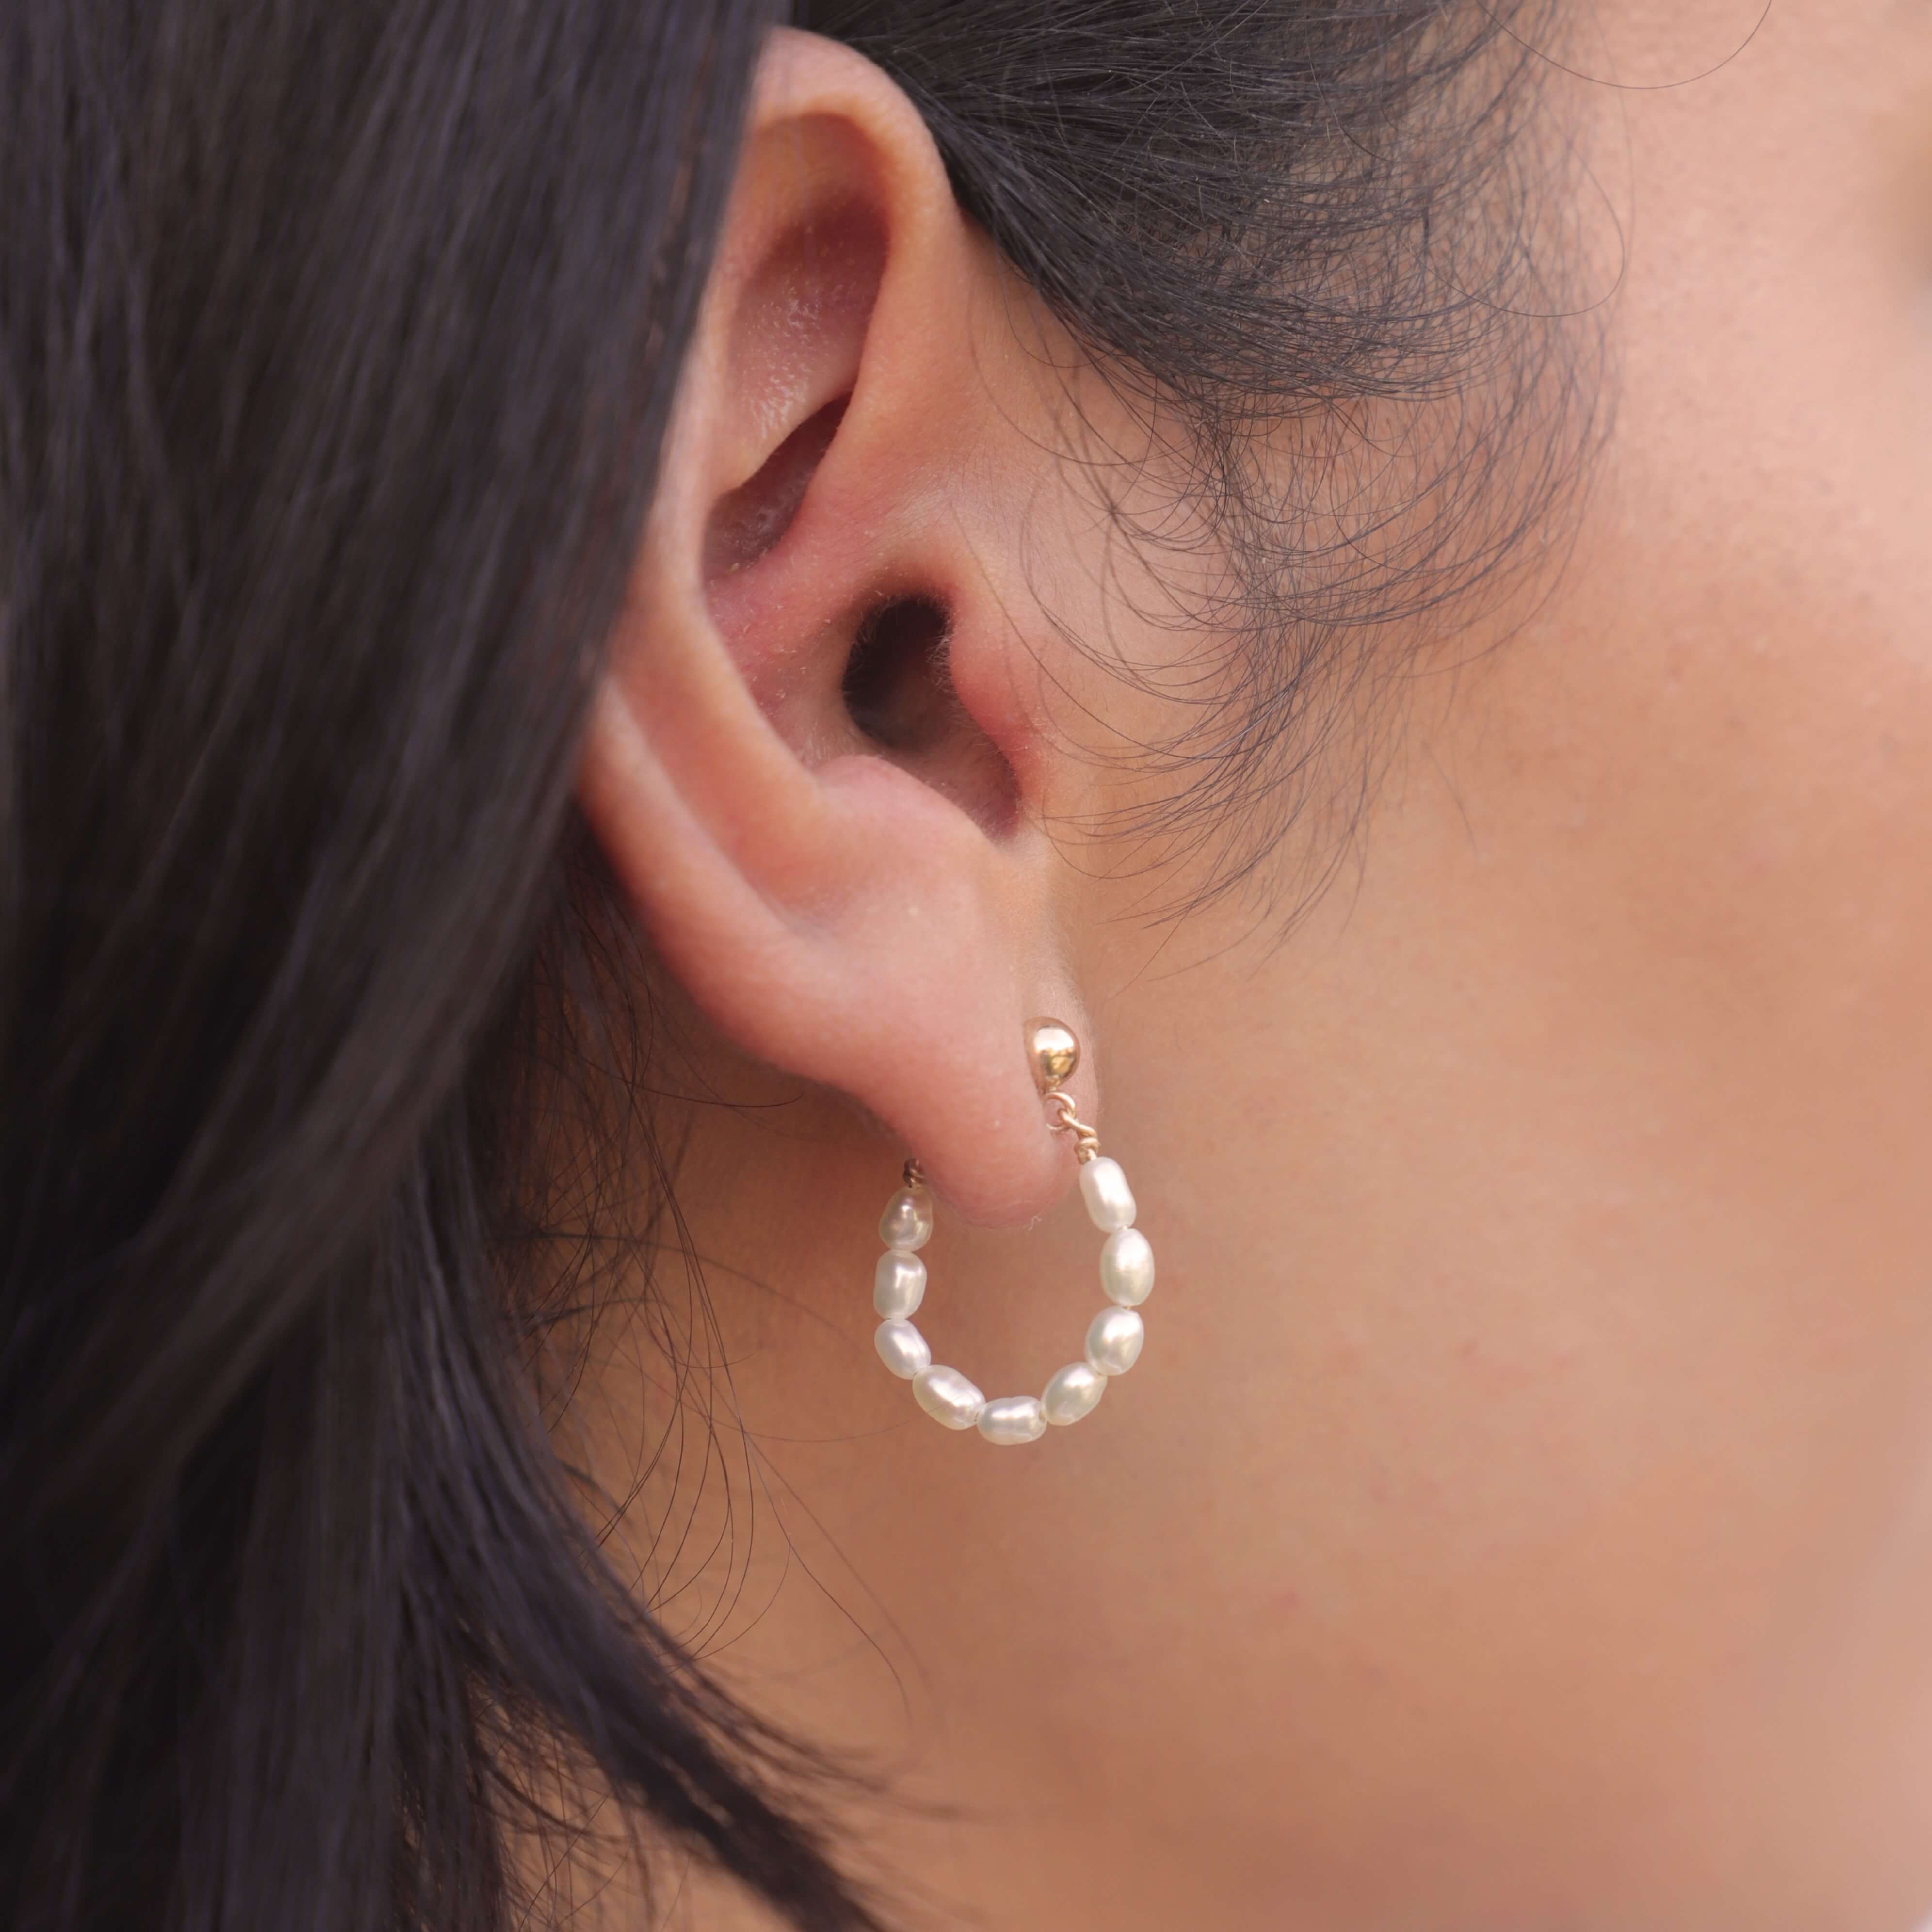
left=869, top=1020, right=1157, bottom=1445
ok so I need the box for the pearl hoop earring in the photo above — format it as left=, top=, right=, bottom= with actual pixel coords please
left=870, top=1019, right=1155, bottom=1446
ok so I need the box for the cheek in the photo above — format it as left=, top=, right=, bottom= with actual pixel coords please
left=1044, top=579, right=1932, bottom=1904
left=1012, top=48, right=1932, bottom=1900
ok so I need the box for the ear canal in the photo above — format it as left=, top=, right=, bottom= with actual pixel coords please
left=843, top=597, right=1019, bottom=836
left=842, top=596, right=953, bottom=753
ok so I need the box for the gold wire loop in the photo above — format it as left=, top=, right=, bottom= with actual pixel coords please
left=1045, top=1087, right=1102, bottom=1164
left=903, top=1156, right=927, bottom=1190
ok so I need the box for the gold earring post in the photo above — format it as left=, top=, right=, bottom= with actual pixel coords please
left=1027, top=1017, right=1101, bottom=1162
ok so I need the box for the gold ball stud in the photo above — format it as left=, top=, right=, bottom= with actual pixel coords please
left=1026, top=1017, right=1080, bottom=1093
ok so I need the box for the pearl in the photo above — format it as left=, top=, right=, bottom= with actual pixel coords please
left=868, top=1080, right=1157, bottom=1441
left=1099, top=1227, right=1155, bottom=1307
left=977, top=1395, right=1048, bottom=1445
left=1042, top=1361, right=1106, bottom=1425
left=1085, top=1306, right=1144, bottom=1376
left=1078, top=1156, right=1136, bottom=1232
left=912, top=1364, right=986, bottom=1430
left=879, top=1186, right=934, bottom=1252
left=874, top=1320, right=931, bottom=1380
left=873, top=1250, right=927, bottom=1319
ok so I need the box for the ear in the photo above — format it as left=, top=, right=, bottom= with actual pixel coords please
left=578, top=28, right=1089, bottom=1225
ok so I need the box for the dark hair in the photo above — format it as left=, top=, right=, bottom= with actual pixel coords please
left=0, top=2, right=1578, bottom=1928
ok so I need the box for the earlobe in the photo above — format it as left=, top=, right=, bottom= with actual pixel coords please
left=576, top=30, right=1089, bottom=1227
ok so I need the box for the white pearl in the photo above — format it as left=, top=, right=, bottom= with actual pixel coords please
left=874, top=1320, right=931, bottom=1380
left=1078, top=1156, right=1136, bottom=1232
left=1042, top=1361, right=1106, bottom=1425
left=977, top=1396, right=1047, bottom=1445
left=1085, top=1306, right=1144, bottom=1376
left=912, top=1364, right=985, bottom=1430
left=873, top=1250, right=927, bottom=1319
left=1099, top=1227, right=1155, bottom=1306
left=879, top=1187, right=934, bottom=1251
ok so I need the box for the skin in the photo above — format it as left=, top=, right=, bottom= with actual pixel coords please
left=563, top=5, right=1932, bottom=1927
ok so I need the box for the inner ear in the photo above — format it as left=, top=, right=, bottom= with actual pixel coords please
left=702, top=187, right=885, bottom=587
left=704, top=398, right=846, bottom=580
left=685, top=112, right=1021, bottom=839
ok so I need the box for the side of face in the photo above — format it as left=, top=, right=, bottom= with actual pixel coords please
left=567, top=8, right=1932, bottom=1929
